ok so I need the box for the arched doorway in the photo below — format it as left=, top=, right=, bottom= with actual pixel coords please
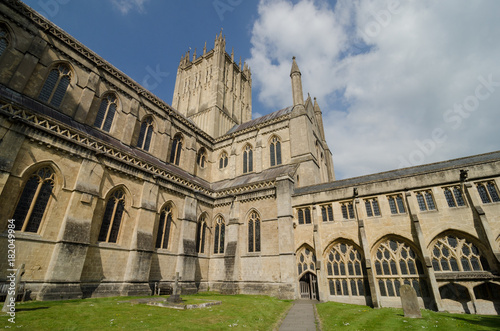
left=299, top=272, right=319, bottom=300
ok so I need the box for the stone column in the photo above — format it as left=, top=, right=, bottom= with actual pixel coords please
left=404, top=192, right=443, bottom=312
left=174, top=194, right=198, bottom=294
left=276, top=175, right=297, bottom=299
left=0, top=126, right=24, bottom=197
left=38, top=159, right=103, bottom=300
left=354, top=197, right=381, bottom=308
left=312, top=206, right=327, bottom=301
left=220, top=197, right=240, bottom=294
left=120, top=180, right=158, bottom=296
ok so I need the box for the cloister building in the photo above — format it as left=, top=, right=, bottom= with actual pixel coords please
left=0, top=0, right=499, bottom=315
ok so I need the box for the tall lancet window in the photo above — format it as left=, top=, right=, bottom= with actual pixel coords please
left=156, top=204, right=173, bottom=249
left=98, top=189, right=125, bottom=243
left=39, top=64, right=72, bottom=108
left=0, top=25, right=10, bottom=57
left=196, top=215, right=207, bottom=254
left=248, top=211, right=261, bottom=252
left=170, top=133, right=183, bottom=166
left=214, top=216, right=225, bottom=254
left=270, top=136, right=282, bottom=167
left=243, top=144, right=253, bottom=174
left=136, top=117, right=154, bottom=152
left=94, top=94, right=118, bottom=132
left=12, top=167, right=55, bottom=233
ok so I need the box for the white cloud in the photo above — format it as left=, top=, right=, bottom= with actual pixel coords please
left=248, top=0, right=500, bottom=179
left=110, top=0, right=148, bottom=15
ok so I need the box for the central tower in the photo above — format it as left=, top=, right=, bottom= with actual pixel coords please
left=172, top=32, right=252, bottom=138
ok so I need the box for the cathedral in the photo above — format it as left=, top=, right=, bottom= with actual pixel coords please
left=0, top=0, right=499, bottom=315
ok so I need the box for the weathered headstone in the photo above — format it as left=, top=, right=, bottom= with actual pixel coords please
left=167, top=272, right=182, bottom=303
left=400, top=284, right=422, bottom=318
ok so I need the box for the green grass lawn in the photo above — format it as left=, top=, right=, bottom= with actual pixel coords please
left=316, top=301, right=500, bottom=330
left=0, top=292, right=293, bottom=330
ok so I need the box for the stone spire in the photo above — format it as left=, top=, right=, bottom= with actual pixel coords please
left=290, top=57, right=304, bottom=106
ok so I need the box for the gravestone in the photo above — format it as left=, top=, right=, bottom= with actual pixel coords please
left=167, top=272, right=182, bottom=303
left=400, top=284, right=422, bottom=318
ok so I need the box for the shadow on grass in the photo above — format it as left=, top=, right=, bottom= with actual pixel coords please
left=447, top=315, right=500, bottom=329
left=16, top=306, right=50, bottom=312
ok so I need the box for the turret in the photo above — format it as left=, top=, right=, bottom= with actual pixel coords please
left=290, top=57, right=304, bottom=106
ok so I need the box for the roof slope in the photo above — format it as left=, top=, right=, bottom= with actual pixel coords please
left=294, top=150, right=500, bottom=195
left=225, top=106, right=294, bottom=135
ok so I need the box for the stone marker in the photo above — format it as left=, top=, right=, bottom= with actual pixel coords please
left=167, top=272, right=182, bottom=303
left=400, top=284, right=422, bottom=318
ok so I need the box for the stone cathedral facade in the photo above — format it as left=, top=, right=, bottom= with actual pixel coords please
left=0, top=1, right=499, bottom=315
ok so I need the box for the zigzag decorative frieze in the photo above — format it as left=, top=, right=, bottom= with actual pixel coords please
left=216, top=181, right=276, bottom=198
left=0, top=102, right=213, bottom=196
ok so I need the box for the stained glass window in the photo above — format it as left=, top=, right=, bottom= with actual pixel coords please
left=169, top=133, right=183, bottom=166
left=136, top=117, right=154, bottom=151
left=98, top=189, right=125, bottom=243
left=270, top=136, right=282, bottom=167
left=155, top=205, right=173, bottom=249
left=39, top=64, right=71, bottom=108
left=12, top=167, right=55, bottom=233
left=248, top=211, right=261, bottom=252
left=94, top=94, right=118, bottom=132
left=214, top=216, right=225, bottom=254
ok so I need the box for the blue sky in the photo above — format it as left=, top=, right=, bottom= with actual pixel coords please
left=21, top=0, right=500, bottom=180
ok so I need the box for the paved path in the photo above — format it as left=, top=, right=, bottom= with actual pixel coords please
left=279, top=300, right=318, bottom=331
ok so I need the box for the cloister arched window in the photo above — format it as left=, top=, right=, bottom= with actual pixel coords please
left=373, top=238, right=429, bottom=298
left=12, top=167, right=55, bottom=233
left=0, top=24, right=10, bottom=58
left=248, top=211, right=261, bottom=252
left=219, top=151, right=228, bottom=169
left=94, top=93, right=118, bottom=132
left=169, top=133, right=183, bottom=166
left=136, top=117, right=154, bottom=152
left=297, top=246, right=316, bottom=277
left=39, top=63, right=72, bottom=108
left=155, top=204, right=173, bottom=249
left=98, top=189, right=125, bottom=243
left=326, top=242, right=368, bottom=297
left=243, top=144, right=253, bottom=174
left=213, top=216, right=225, bottom=254
left=196, top=215, right=207, bottom=254
left=196, top=147, right=207, bottom=168
left=430, top=234, right=490, bottom=272
left=269, top=136, right=282, bottom=167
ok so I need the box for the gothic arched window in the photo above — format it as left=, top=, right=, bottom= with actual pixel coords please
left=374, top=238, right=429, bottom=298
left=214, top=216, right=225, bottom=254
left=94, top=93, right=118, bottom=132
left=98, top=189, right=125, bottom=243
left=243, top=144, right=253, bottom=174
left=169, top=133, right=183, bottom=166
left=476, top=181, right=500, bottom=204
left=0, top=24, right=10, bottom=58
left=197, top=147, right=207, bottom=168
left=219, top=151, right=228, bottom=169
left=156, top=204, right=173, bottom=249
left=431, top=234, right=490, bottom=272
left=297, top=246, right=316, bottom=277
left=326, top=242, right=368, bottom=297
left=270, top=136, right=282, bottom=167
left=196, top=215, right=207, bottom=254
left=39, top=64, right=72, bottom=108
left=248, top=211, right=261, bottom=252
left=136, top=117, right=154, bottom=151
left=12, top=167, right=55, bottom=233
